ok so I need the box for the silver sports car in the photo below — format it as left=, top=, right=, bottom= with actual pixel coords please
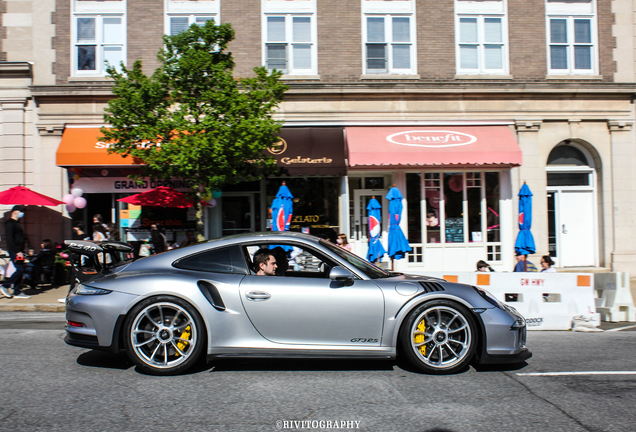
left=64, top=232, right=531, bottom=375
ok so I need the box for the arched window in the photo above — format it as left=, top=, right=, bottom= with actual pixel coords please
left=547, top=145, right=589, bottom=166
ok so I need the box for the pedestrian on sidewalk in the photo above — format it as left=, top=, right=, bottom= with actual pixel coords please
left=1, top=205, right=30, bottom=299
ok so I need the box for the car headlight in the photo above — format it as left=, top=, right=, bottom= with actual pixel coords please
left=511, top=316, right=526, bottom=329
left=73, top=283, right=112, bottom=295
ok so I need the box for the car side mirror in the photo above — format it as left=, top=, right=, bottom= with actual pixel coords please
left=329, top=266, right=354, bottom=283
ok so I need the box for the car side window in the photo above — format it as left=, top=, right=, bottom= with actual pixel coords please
left=173, top=245, right=248, bottom=274
left=245, top=243, right=336, bottom=278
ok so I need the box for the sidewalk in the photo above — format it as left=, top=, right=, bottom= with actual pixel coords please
left=0, top=284, right=68, bottom=312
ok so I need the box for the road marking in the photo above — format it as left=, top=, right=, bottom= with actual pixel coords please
left=605, top=324, right=636, bottom=332
left=517, top=371, right=636, bottom=377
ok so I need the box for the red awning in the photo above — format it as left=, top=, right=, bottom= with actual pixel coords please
left=346, top=126, right=522, bottom=168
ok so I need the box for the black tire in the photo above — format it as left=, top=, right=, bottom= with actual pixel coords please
left=399, top=300, right=477, bottom=374
left=123, top=295, right=206, bottom=375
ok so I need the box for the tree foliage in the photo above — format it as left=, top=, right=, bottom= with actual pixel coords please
left=101, top=20, right=288, bottom=203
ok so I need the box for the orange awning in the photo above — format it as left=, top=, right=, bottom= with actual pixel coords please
left=56, top=127, right=139, bottom=167
left=346, top=126, right=522, bottom=168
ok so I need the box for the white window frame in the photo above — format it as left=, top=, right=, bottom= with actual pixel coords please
left=362, top=14, right=416, bottom=75
left=545, top=14, right=597, bottom=75
left=262, top=13, right=318, bottom=76
left=454, top=0, right=508, bottom=76
left=71, top=13, right=127, bottom=77
left=455, top=14, right=508, bottom=75
left=165, top=14, right=219, bottom=36
left=164, top=0, right=220, bottom=36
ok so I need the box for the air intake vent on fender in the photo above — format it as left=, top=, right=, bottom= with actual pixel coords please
left=419, top=281, right=445, bottom=293
left=197, top=281, right=226, bottom=311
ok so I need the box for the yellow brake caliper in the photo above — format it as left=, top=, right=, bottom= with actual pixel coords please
left=175, top=325, right=191, bottom=356
left=414, top=319, right=426, bottom=355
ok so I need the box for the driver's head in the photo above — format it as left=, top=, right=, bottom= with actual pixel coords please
left=271, top=246, right=289, bottom=275
left=253, top=249, right=277, bottom=276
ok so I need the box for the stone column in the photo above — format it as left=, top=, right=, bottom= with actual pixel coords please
left=608, top=120, right=636, bottom=273
left=0, top=99, right=29, bottom=189
left=513, top=121, right=546, bottom=261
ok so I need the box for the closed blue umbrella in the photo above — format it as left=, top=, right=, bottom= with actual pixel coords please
left=366, top=197, right=386, bottom=262
left=385, top=186, right=412, bottom=260
left=270, top=182, right=294, bottom=252
left=515, top=183, right=536, bottom=256
left=271, top=183, right=293, bottom=232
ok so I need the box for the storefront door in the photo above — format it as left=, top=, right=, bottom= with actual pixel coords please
left=550, top=189, right=596, bottom=267
left=222, top=193, right=255, bottom=236
left=352, top=189, right=388, bottom=258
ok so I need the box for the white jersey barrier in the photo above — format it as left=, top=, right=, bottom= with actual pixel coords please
left=408, top=271, right=600, bottom=331
left=595, top=272, right=635, bottom=322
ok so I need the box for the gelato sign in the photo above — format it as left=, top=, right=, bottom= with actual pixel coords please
left=387, top=130, right=477, bottom=148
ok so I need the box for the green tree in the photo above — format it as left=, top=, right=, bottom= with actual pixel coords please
left=101, top=20, right=288, bottom=239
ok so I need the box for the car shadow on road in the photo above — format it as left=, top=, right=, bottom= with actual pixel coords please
left=77, top=350, right=134, bottom=370
left=205, top=357, right=398, bottom=373
left=74, top=350, right=529, bottom=376
left=472, top=361, right=529, bottom=373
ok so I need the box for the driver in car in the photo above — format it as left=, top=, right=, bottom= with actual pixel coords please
left=253, top=249, right=278, bottom=276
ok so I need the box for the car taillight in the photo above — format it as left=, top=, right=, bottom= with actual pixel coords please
left=67, top=320, right=84, bottom=327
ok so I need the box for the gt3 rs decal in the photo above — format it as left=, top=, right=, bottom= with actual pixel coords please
left=350, top=338, right=378, bottom=343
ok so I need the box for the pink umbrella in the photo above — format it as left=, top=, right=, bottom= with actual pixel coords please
left=0, top=186, right=64, bottom=206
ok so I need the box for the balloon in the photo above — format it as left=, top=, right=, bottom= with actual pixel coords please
left=66, top=202, right=76, bottom=213
left=73, top=174, right=80, bottom=181
left=63, top=194, right=75, bottom=206
left=201, top=192, right=212, bottom=202
left=212, top=189, right=222, bottom=199
left=207, top=198, right=217, bottom=207
left=71, top=188, right=84, bottom=197
left=74, top=197, right=87, bottom=209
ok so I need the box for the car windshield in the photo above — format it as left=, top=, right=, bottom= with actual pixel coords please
left=319, top=239, right=391, bottom=279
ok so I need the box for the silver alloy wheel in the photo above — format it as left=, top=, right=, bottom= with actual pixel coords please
left=410, top=305, right=472, bottom=370
left=130, top=302, right=198, bottom=369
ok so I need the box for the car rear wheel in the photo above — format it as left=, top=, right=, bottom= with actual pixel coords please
left=124, top=296, right=206, bottom=375
left=400, top=300, right=477, bottom=374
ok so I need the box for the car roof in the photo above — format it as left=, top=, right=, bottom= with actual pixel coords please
left=204, top=231, right=323, bottom=245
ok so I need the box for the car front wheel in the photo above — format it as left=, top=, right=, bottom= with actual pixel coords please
left=124, top=296, right=206, bottom=375
left=400, top=300, right=477, bottom=374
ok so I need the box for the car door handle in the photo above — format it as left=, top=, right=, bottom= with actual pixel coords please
left=245, top=291, right=271, bottom=301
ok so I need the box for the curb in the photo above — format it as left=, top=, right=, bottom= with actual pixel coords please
left=0, top=304, right=66, bottom=312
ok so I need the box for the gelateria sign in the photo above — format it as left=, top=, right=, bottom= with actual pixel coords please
left=387, top=130, right=477, bottom=148
left=269, top=128, right=346, bottom=176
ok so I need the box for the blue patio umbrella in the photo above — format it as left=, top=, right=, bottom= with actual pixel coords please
left=385, top=186, right=412, bottom=260
left=366, top=197, right=386, bottom=262
left=270, top=182, right=294, bottom=252
left=271, top=182, right=293, bottom=232
left=515, top=183, right=536, bottom=256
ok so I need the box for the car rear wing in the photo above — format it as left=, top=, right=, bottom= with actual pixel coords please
left=64, top=240, right=135, bottom=284
left=65, top=240, right=134, bottom=255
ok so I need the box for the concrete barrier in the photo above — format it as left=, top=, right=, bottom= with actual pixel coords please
left=595, top=272, right=635, bottom=322
left=409, top=271, right=600, bottom=331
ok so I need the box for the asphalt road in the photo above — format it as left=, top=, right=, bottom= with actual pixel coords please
left=0, top=313, right=635, bottom=432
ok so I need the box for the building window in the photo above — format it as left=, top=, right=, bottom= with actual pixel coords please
left=264, top=14, right=316, bottom=75
left=456, top=16, right=506, bottom=74
left=548, top=17, right=594, bottom=73
left=545, top=0, right=596, bottom=75
left=364, top=15, right=414, bottom=74
left=73, top=15, right=125, bottom=75
left=167, top=15, right=216, bottom=36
